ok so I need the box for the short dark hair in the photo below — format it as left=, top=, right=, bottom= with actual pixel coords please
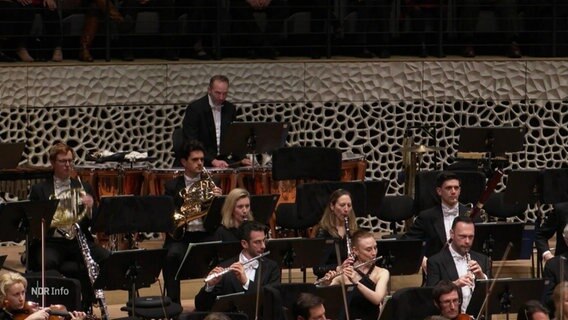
left=516, top=300, right=549, bottom=320
left=292, top=293, right=324, bottom=319
left=180, top=139, right=205, bottom=160
left=238, top=220, right=267, bottom=242
left=209, top=75, right=229, bottom=88
left=436, top=171, right=461, bottom=188
left=432, top=280, right=462, bottom=306
left=451, top=215, right=474, bottom=230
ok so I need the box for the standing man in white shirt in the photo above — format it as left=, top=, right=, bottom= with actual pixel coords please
left=426, top=216, right=491, bottom=313
left=182, top=75, right=251, bottom=168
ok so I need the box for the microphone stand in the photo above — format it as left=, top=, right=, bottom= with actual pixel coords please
left=254, top=259, right=262, bottom=320
left=334, top=242, right=350, bottom=320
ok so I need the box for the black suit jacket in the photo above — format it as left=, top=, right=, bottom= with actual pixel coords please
left=402, top=204, right=469, bottom=258
left=182, top=94, right=238, bottom=166
left=535, top=202, right=568, bottom=257
left=28, top=177, right=96, bottom=239
left=164, top=176, right=186, bottom=210
left=194, top=255, right=281, bottom=311
left=542, top=252, right=568, bottom=315
left=426, top=247, right=491, bottom=286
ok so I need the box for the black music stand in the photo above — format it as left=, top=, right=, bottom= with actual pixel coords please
left=251, top=194, right=280, bottom=226
left=220, top=122, right=289, bottom=157
left=266, top=238, right=333, bottom=283
left=458, top=127, right=525, bottom=155
left=540, top=168, right=568, bottom=204
left=0, top=142, right=26, bottom=169
left=466, top=278, right=544, bottom=317
left=212, top=291, right=261, bottom=320
left=376, top=239, right=424, bottom=275
left=93, top=248, right=167, bottom=320
left=472, top=223, right=524, bottom=261
left=203, top=196, right=226, bottom=233
left=175, top=241, right=242, bottom=280
left=0, top=200, right=59, bottom=271
left=92, top=196, right=174, bottom=235
left=503, top=170, right=540, bottom=206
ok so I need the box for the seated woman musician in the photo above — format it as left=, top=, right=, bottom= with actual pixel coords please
left=312, top=189, right=358, bottom=279
left=214, top=188, right=254, bottom=242
left=0, top=272, right=86, bottom=320
left=318, top=230, right=389, bottom=320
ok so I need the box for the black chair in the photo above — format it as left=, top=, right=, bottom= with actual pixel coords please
left=484, top=192, right=527, bottom=219
left=121, top=296, right=183, bottom=319
left=376, top=195, right=415, bottom=237
left=385, top=286, right=438, bottom=320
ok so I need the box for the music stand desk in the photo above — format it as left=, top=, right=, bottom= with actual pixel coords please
left=504, top=170, right=540, bottom=206
left=176, top=241, right=242, bottom=281
left=250, top=194, right=280, bottom=226
left=377, top=239, right=424, bottom=275
left=0, top=142, right=25, bottom=169
left=458, top=127, right=525, bottom=154
left=220, top=122, right=289, bottom=156
left=472, top=222, right=524, bottom=261
left=467, top=278, right=544, bottom=316
left=316, top=284, right=356, bottom=320
left=212, top=291, right=262, bottom=320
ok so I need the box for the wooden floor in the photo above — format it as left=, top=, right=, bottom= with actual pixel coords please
left=0, top=239, right=542, bottom=319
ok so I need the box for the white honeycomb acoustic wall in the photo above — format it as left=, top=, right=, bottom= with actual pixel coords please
left=2, top=59, right=568, bottom=229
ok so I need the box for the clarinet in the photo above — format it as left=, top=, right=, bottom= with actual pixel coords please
left=74, top=223, right=110, bottom=320
left=344, top=217, right=354, bottom=259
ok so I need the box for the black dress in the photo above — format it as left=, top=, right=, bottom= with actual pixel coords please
left=313, top=229, right=349, bottom=279
left=214, top=225, right=240, bottom=242
left=349, top=265, right=380, bottom=320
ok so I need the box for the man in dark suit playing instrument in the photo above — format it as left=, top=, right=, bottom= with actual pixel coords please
left=163, top=139, right=222, bottom=304
left=182, top=74, right=251, bottom=168
left=28, top=142, right=109, bottom=312
left=426, top=216, right=491, bottom=314
left=536, top=202, right=568, bottom=263
left=542, top=224, right=568, bottom=316
left=402, top=171, right=471, bottom=272
left=195, top=220, right=281, bottom=311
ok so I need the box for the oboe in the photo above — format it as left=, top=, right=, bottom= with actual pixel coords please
left=344, top=217, right=354, bottom=259
left=204, top=251, right=271, bottom=283
left=314, top=256, right=382, bottom=285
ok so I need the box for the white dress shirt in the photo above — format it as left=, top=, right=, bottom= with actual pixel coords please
left=208, top=95, right=223, bottom=155
left=442, top=204, right=459, bottom=240
left=449, top=245, right=473, bottom=313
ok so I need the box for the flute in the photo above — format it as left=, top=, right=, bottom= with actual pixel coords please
left=203, top=251, right=271, bottom=283
left=314, top=256, right=382, bottom=285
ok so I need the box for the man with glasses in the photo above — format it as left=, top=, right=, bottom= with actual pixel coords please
left=432, top=280, right=462, bottom=320
left=28, top=142, right=109, bottom=313
left=195, top=220, right=281, bottom=311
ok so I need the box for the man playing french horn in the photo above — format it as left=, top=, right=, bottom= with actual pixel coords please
left=28, top=142, right=110, bottom=313
left=163, top=139, right=223, bottom=304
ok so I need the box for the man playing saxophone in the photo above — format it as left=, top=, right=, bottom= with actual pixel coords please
left=28, top=142, right=110, bottom=313
left=163, top=139, right=223, bottom=304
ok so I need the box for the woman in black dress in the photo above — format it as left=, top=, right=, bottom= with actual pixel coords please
left=214, top=188, right=253, bottom=242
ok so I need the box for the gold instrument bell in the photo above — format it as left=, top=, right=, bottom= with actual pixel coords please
left=171, top=168, right=217, bottom=240
left=49, top=188, right=90, bottom=239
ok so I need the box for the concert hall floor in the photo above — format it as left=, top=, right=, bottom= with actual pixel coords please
left=0, top=239, right=539, bottom=319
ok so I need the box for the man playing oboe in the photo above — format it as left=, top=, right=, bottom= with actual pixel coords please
left=194, top=221, right=281, bottom=311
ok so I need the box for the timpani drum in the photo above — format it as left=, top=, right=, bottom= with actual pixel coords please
left=142, top=168, right=182, bottom=196
left=96, top=168, right=145, bottom=197
left=236, top=166, right=272, bottom=195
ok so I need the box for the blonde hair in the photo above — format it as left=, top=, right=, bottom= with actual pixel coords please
left=221, top=188, right=253, bottom=229
left=554, top=281, right=568, bottom=319
left=0, top=273, right=27, bottom=302
left=48, top=142, right=75, bottom=163
left=317, top=189, right=358, bottom=238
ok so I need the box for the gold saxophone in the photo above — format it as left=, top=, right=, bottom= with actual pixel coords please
left=171, top=168, right=217, bottom=240
left=49, top=187, right=91, bottom=240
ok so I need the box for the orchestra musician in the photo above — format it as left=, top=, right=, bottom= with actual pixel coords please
left=0, top=272, right=86, bottom=320
left=312, top=189, right=359, bottom=279
left=194, top=221, right=281, bottom=311
left=292, top=293, right=328, bottom=320
left=536, top=202, right=568, bottom=263
left=181, top=74, right=251, bottom=169
left=402, top=171, right=471, bottom=273
left=426, top=216, right=491, bottom=314
left=516, top=300, right=550, bottom=320
left=27, top=142, right=109, bottom=313
left=542, top=224, right=568, bottom=316
left=163, top=139, right=222, bottom=304
left=431, top=280, right=462, bottom=320
left=214, top=188, right=254, bottom=242
left=318, top=230, right=389, bottom=320
left=553, top=282, right=568, bottom=320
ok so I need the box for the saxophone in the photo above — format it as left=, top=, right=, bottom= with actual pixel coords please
left=74, top=223, right=110, bottom=320
left=170, top=167, right=217, bottom=240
